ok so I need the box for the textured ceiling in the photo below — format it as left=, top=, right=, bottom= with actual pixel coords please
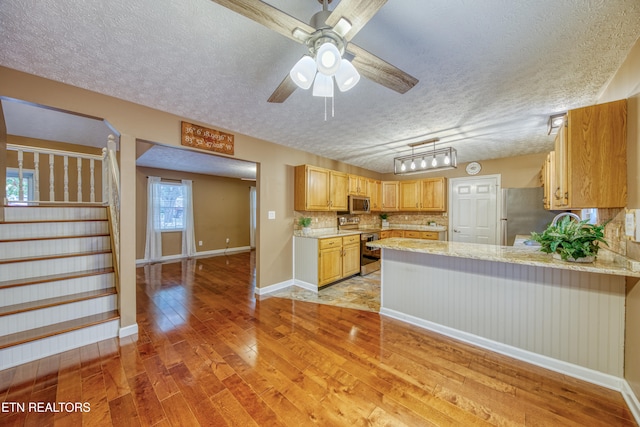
left=1, top=0, right=639, bottom=174
left=137, top=143, right=256, bottom=180
left=1, top=98, right=116, bottom=150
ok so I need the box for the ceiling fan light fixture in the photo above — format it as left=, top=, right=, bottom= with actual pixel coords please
left=335, top=59, right=360, bottom=92
left=316, top=42, right=341, bottom=76
left=312, top=73, right=334, bottom=97
left=290, top=56, right=317, bottom=89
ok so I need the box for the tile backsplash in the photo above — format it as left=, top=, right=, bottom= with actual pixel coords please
left=293, top=211, right=448, bottom=231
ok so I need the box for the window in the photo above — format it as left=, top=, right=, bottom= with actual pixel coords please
left=157, top=182, right=185, bottom=231
left=6, top=169, right=34, bottom=204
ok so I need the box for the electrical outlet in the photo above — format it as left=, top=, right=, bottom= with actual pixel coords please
left=225, top=237, right=230, bottom=244
left=198, top=240, right=203, bottom=246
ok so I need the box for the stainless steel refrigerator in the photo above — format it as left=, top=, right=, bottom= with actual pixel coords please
left=500, top=187, right=557, bottom=246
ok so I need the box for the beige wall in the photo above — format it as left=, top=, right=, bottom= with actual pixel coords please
left=598, top=38, right=640, bottom=402
left=135, top=165, right=252, bottom=259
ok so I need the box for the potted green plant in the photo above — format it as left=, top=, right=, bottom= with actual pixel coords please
left=379, top=213, right=389, bottom=227
left=530, top=213, right=609, bottom=262
left=298, top=217, right=312, bottom=235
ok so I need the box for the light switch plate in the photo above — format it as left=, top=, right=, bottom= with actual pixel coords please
left=268, top=210, right=276, bottom=220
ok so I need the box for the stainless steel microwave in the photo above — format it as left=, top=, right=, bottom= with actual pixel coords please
left=346, top=195, right=370, bottom=214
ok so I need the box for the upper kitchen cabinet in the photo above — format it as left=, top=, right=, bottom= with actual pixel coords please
left=381, top=181, right=399, bottom=211
left=420, top=177, right=447, bottom=211
left=399, top=177, right=447, bottom=212
left=541, top=151, right=559, bottom=210
left=367, top=179, right=382, bottom=211
left=399, top=180, right=420, bottom=211
left=294, top=165, right=348, bottom=211
left=348, top=175, right=367, bottom=196
left=552, top=99, right=627, bottom=209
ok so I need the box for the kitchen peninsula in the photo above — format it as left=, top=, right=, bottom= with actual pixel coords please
left=368, top=237, right=640, bottom=389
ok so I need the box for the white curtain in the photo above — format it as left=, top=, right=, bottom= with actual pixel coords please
left=250, top=186, right=257, bottom=248
left=181, top=179, right=197, bottom=258
left=144, top=176, right=162, bottom=262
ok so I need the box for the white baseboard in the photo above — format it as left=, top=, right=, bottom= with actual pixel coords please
left=254, top=279, right=294, bottom=295
left=136, top=246, right=252, bottom=265
left=380, top=307, right=626, bottom=392
left=119, top=323, right=139, bottom=338
left=292, top=279, right=318, bottom=293
left=622, top=380, right=640, bottom=425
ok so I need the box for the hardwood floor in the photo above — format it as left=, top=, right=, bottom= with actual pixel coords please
left=0, top=251, right=636, bottom=426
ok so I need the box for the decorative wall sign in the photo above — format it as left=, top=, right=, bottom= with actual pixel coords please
left=181, top=121, right=234, bottom=155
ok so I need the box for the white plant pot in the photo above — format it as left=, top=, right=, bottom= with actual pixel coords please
left=552, top=253, right=595, bottom=263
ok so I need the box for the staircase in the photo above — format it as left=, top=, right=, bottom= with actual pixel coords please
left=0, top=205, right=120, bottom=370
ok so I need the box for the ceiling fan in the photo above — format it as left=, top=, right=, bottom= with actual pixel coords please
left=209, top=0, right=419, bottom=103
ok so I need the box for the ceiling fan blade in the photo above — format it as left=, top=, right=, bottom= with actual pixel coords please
left=209, top=0, right=315, bottom=43
left=325, top=0, right=387, bottom=41
left=267, top=74, right=298, bottom=103
left=347, top=44, right=418, bottom=94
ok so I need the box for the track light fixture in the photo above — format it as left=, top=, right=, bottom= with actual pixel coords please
left=393, top=138, right=458, bottom=175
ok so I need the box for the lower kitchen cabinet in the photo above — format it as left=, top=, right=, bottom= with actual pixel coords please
left=294, top=235, right=361, bottom=288
left=380, top=229, right=446, bottom=240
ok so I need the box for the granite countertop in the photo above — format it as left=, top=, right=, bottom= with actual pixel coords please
left=293, top=229, right=362, bottom=238
left=368, top=237, right=640, bottom=278
left=294, top=224, right=447, bottom=239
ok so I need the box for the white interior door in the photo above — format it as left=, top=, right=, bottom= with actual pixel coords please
left=449, top=176, right=500, bottom=244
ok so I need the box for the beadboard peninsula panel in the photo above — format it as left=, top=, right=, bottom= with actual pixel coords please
left=381, top=249, right=625, bottom=377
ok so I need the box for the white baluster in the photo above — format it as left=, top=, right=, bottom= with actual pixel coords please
left=77, top=157, right=83, bottom=202
left=34, top=152, right=40, bottom=202
left=90, top=158, right=95, bottom=203
left=102, top=147, right=107, bottom=204
left=17, top=150, right=24, bottom=201
left=49, top=154, right=55, bottom=201
left=63, top=156, right=69, bottom=202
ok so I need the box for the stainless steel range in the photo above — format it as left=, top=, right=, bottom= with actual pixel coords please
left=338, top=217, right=381, bottom=275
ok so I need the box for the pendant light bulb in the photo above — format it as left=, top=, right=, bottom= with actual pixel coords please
left=400, top=161, right=406, bottom=172
left=421, top=157, right=427, bottom=168
left=444, top=152, right=451, bottom=165
left=410, top=159, right=416, bottom=170
left=431, top=156, right=438, bottom=167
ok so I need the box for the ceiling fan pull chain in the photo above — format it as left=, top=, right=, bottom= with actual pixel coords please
left=324, top=96, right=327, bottom=121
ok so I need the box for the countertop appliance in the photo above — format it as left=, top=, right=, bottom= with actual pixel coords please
left=500, top=187, right=557, bottom=246
left=338, top=216, right=380, bottom=275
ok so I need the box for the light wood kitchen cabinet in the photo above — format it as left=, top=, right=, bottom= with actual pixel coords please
left=348, top=175, right=367, bottom=196
left=367, top=179, right=382, bottom=211
left=398, top=177, right=447, bottom=212
left=341, top=235, right=361, bottom=278
left=294, top=165, right=348, bottom=211
left=552, top=99, right=627, bottom=208
left=421, top=231, right=441, bottom=240
left=389, top=230, right=404, bottom=238
left=381, top=181, right=399, bottom=211
left=295, top=235, right=361, bottom=288
left=399, top=180, right=420, bottom=211
left=318, top=237, right=343, bottom=286
left=541, top=151, right=559, bottom=210
left=420, top=177, right=447, bottom=211
left=403, top=230, right=422, bottom=238
left=330, top=171, right=348, bottom=211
